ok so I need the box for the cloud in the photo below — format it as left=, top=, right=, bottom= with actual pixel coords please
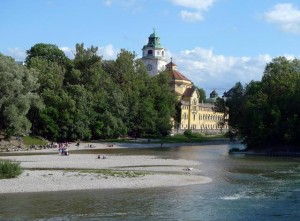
left=169, top=0, right=215, bottom=22
left=171, top=47, right=273, bottom=94
left=180, top=10, right=203, bottom=22
left=102, top=0, right=137, bottom=8
left=264, top=3, right=300, bottom=34
left=6, top=48, right=27, bottom=61
left=60, top=46, right=75, bottom=59
left=60, top=44, right=118, bottom=60
left=169, top=0, right=214, bottom=10
left=99, top=44, right=118, bottom=60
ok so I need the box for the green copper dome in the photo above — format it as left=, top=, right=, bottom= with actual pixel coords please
left=143, top=29, right=164, bottom=49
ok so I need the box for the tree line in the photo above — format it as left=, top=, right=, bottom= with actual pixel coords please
left=215, top=57, right=300, bottom=151
left=0, top=43, right=177, bottom=141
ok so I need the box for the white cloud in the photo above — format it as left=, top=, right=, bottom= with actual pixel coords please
left=264, top=3, right=300, bottom=34
left=169, top=0, right=215, bottom=22
left=171, top=47, right=273, bottom=94
left=60, top=44, right=118, bottom=60
left=99, top=44, right=118, bottom=60
left=103, top=0, right=137, bottom=8
left=169, top=0, right=214, bottom=10
left=60, top=46, right=75, bottom=59
left=6, top=48, right=27, bottom=61
left=180, top=10, right=203, bottom=22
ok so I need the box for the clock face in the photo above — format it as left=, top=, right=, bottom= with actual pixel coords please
left=147, top=64, right=153, bottom=71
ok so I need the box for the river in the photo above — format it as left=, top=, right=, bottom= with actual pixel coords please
left=0, top=143, right=299, bottom=220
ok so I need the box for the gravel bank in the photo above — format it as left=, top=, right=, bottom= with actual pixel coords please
left=0, top=154, right=211, bottom=193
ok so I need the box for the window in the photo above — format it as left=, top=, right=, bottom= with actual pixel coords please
left=162, top=51, right=164, bottom=56
left=148, top=50, right=153, bottom=55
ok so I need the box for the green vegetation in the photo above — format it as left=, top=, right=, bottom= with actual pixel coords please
left=215, top=57, right=300, bottom=151
left=161, top=133, right=223, bottom=143
left=0, top=160, right=22, bottom=179
left=78, top=169, right=146, bottom=178
left=0, top=43, right=177, bottom=141
left=0, top=54, right=42, bottom=138
left=22, top=136, right=48, bottom=146
left=28, top=168, right=146, bottom=178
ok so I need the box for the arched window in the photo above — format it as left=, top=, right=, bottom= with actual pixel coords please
left=148, top=50, right=153, bottom=55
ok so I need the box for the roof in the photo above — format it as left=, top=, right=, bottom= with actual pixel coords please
left=210, top=89, right=218, bottom=97
left=166, top=61, right=177, bottom=68
left=182, top=87, right=196, bottom=97
left=143, top=29, right=164, bottom=48
left=169, top=69, right=191, bottom=82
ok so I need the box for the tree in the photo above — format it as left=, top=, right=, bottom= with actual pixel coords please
left=197, top=88, right=206, bottom=103
left=26, top=43, right=70, bottom=67
left=217, top=57, right=300, bottom=150
left=0, top=54, right=41, bottom=137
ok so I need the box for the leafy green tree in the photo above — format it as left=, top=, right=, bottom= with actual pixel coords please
left=26, top=43, right=70, bottom=67
left=217, top=57, right=300, bottom=150
left=197, top=88, right=206, bottom=103
left=0, top=54, right=41, bottom=137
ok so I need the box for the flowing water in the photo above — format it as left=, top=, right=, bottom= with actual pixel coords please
left=0, top=143, right=299, bottom=220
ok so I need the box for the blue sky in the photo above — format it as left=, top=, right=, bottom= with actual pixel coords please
left=2, top=0, right=300, bottom=95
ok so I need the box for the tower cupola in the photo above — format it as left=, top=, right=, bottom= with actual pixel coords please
left=142, top=29, right=167, bottom=76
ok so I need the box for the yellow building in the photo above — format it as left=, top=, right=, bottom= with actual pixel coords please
left=142, top=30, right=227, bottom=134
left=166, top=60, right=227, bottom=134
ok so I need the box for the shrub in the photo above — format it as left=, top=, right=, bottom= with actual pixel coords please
left=183, top=129, right=193, bottom=138
left=0, top=160, right=22, bottom=179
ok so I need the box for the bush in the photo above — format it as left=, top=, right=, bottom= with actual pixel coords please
left=0, top=160, right=22, bottom=179
left=183, top=129, right=193, bottom=138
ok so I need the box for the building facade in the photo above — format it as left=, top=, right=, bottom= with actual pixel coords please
left=142, top=30, right=227, bottom=134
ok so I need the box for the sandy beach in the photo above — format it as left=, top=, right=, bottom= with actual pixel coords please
left=0, top=145, right=212, bottom=193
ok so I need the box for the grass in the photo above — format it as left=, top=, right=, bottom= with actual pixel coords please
left=78, top=169, right=147, bottom=178
left=0, top=160, right=23, bottom=179
left=22, top=136, right=48, bottom=146
left=160, top=133, right=225, bottom=143
left=102, top=133, right=226, bottom=144
left=27, top=168, right=147, bottom=178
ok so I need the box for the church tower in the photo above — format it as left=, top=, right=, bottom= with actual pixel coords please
left=142, top=29, right=167, bottom=76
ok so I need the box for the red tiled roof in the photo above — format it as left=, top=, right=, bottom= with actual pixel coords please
left=169, top=69, right=191, bottom=81
left=182, top=87, right=195, bottom=97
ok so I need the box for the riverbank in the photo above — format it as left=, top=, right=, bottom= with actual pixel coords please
left=0, top=153, right=211, bottom=194
left=0, top=139, right=231, bottom=154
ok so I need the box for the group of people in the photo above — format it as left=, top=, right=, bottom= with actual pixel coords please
left=58, top=143, right=69, bottom=156
left=97, top=155, right=106, bottom=159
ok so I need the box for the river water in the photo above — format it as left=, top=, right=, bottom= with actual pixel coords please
left=0, top=143, right=299, bottom=220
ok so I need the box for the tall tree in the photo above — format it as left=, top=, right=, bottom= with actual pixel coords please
left=216, top=57, right=300, bottom=150
left=0, top=54, right=41, bottom=137
left=26, top=43, right=70, bottom=67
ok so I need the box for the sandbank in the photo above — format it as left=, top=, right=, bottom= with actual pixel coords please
left=0, top=154, right=212, bottom=194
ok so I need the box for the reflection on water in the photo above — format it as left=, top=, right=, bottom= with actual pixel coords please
left=1, top=144, right=300, bottom=220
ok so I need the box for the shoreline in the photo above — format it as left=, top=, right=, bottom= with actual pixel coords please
left=0, top=153, right=212, bottom=194
left=0, top=139, right=231, bottom=155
